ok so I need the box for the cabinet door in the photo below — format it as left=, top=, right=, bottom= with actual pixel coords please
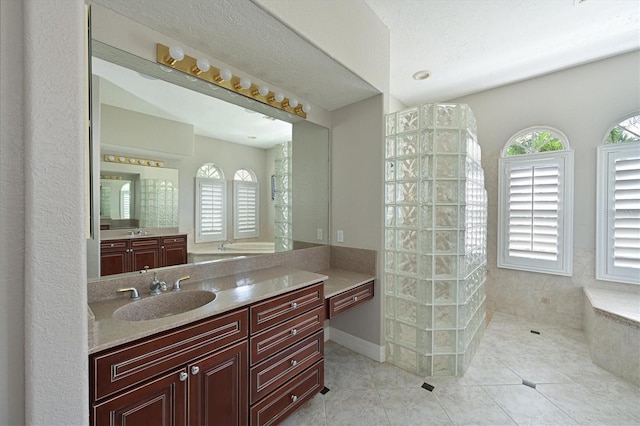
left=130, top=238, right=160, bottom=272
left=188, top=340, right=248, bottom=426
left=100, top=240, right=129, bottom=276
left=162, top=235, right=187, bottom=267
left=92, top=368, right=187, bottom=426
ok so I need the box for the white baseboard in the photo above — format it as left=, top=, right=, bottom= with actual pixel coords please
left=328, top=327, right=385, bottom=362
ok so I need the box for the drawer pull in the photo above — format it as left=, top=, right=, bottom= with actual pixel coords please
left=179, top=372, right=188, bottom=382
left=353, top=296, right=358, bottom=302
left=191, top=366, right=200, bottom=375
left=291, top=302, right=297, bottom=309
left=290, top=359, right=298, bottom=367
left=291, top=395, right=298, bottom=403
left=291, top=328, right=297, bottom=336
left=110, top=243, right=115, bottom=247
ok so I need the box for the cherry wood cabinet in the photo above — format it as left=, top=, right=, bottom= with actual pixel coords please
left=100, top=234, right=187, bottom=276
left=325, top=280, right=374, bottom=319
left=249, top=282, right=325, bottom=426
left=89, top=309, right=248, bottom=426
left=162, top=235, right=188, bottom=267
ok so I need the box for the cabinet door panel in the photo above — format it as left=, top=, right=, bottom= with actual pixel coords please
left=163, top=245, right=187, bottom=267
left=92, top=368, right=187, bottom=426
left=100, top=251, right=129, bottom=276
left=188, top=340, right=248, bottom=426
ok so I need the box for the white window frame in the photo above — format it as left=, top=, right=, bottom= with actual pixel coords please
left=195, top=176, right=227, bottom=243
left=233, top=180, right=259, bottom=239
left=498, top=132, right=574, bottom=276
left=596, top=142, right=640, bottom=284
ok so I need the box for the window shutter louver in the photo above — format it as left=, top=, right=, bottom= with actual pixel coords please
left=612, top=156, right=640, bottom=270
left=234, top=181, right=259, bottom=238
left=196, top=177, right=226, bottom=242
left=508, top=164, right=559, bottom=261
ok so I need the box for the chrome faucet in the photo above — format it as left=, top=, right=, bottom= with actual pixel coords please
left=172, top=275, right=191, bottom=292
left=218, top=239, right=233, bottom=251
left=149, top=272, right=167, bottom=295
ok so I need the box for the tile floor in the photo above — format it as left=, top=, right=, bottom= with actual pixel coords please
left=281, top=312, right=640, bottom=426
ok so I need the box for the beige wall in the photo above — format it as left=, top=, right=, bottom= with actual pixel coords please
left=450, top=51, right=640, bottom=329
left=1, top=0, right=26, bottom=423
left=330, top=94, right=385, bottom=345
left=0, top=0, right=88, bottom=424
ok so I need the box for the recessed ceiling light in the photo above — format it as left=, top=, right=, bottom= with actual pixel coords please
left=247, top=136, right=257, bottom=139
left=412, top=70, right=432, bottom=80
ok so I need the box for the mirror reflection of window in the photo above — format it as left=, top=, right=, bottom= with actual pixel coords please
left=233, top=169, right=259, bottom=239
left=196, top=163, right=227, bottom=242
left=120, top=182, right=131, bottom=219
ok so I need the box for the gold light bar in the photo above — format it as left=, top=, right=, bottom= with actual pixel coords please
left=156, top=43, right=307, bottom=119
left=104, top=154, right=165, bottom=168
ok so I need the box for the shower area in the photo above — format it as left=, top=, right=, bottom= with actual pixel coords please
left=384, top=103, right=488, bottom=376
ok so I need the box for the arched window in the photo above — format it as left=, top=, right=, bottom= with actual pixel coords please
left=597, top=113, right=640, bottom=284
left=195, top=163, right=226, bottom=242
left=498, top=127, right=574, bottom=276
left=233, top=168, right=259, bottom=239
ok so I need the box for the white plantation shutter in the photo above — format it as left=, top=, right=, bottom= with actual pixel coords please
left=498, top=151, right=573, bottom=275
left=196, top=177, right=226, bottom=242
left=597, top=143, right=640, bottom=284
left=234, top=181, right=259, bottom=239
left=508, top=164, right=559, bottom=261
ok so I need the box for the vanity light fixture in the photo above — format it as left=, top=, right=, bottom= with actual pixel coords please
left=165, top=45, right=185, bottom=65
left=104, top=154, right=165, bottom=168
left=156, top=43, right=309, bottom=119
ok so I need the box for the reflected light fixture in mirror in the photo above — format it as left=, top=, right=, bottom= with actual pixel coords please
left=158, top=43, right=311, bottom=118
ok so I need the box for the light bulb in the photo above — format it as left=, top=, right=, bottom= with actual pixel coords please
left=258, top=85, right=269, bottom=97
left=302, top=103, right=312, bottom=113
left=219, top=68, right=232, bottom=81
left=274, top=92, right=285, bottom=103
left=168, top=45, right=185, bottom=62
left=240, top=77, right=252, bottom=90
left=196, top=58, right=210, bottom=73
left=289, top=98, right=299, bottom=108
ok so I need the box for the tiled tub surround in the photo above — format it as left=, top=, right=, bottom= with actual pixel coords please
left=583, top=287, right=640, bottom=386
left=384, top=104, right=488, bottom=377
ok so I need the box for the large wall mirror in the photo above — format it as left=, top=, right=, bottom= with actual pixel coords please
left=87, top=41, right=330, bottom=279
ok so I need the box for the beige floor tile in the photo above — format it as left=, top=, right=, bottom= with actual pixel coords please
left=435, top=385, right=516, bottom=425
left=324, top=388, right=390, bottom=426
left=377, top=387, right=453, bottom=425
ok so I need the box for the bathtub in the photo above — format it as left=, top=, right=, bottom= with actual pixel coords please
left=188, top=241, right=275, bottom=263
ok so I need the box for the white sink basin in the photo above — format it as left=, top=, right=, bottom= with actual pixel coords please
left=113, top=290, right=216, bottom=321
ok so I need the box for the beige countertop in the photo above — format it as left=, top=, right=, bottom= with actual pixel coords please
left=88, top=266, right=376, bottom=355
left=100, top=231, right=185, bottom=241
left=318, top=268, right=376, bottom=298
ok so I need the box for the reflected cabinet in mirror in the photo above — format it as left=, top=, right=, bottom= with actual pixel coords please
left=87, top=41, right=330, bottom=279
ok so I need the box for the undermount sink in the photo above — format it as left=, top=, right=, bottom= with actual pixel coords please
left=114, top=290, right=216, bottom=321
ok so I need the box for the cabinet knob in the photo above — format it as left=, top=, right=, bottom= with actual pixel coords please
left=291, top=302, right=297, bottom=309
left=353, top=296, right=358, bottom=302
left=191, top=366, right=200, bottom=375
left=290, top=359, right=298, bottom=367
left=110, top=243, right=115, bottom=247
left=291, top=328, right=297, bottom=336
left=291, top=395, right=298, bottom=403
left=179, top=371, right=188, bottom=381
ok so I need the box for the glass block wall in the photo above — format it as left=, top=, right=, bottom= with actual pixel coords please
left=384, top=104, right=488, bottom=377
left=274, top=141, right=292, bottom=252
left=139, top=179, right=178, bottom=228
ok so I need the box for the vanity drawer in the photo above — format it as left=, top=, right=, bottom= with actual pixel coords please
left=250, top=282, right=323, bottom=334
left=326, top=280, right=374, bottom=319
left=162, top=235, right=187, bottom=245
left=250, top=360, right=324, bottom=426
left=130, top=237, right=160, bottom=249
left=250, top=330, right=323, bottom=404
left=90, top=308, right=248, bottom=401
left=100, top=240, right=128, bottom=251
left=250, top=305, right=323, bottom=365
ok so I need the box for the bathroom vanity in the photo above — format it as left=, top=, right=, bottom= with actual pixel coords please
left=100, top=233, right=187, bottom=276
left=88, top=266, right=374, bottom=426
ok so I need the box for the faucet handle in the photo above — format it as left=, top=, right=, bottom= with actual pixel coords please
left=172, top=275, right=191, bottom=292
left=117, top=287, right=140, bottom=300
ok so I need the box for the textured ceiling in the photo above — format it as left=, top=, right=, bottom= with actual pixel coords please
left=365, top=0, right=640, bottom=106
left=91, top=0, right=380, bottom=111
